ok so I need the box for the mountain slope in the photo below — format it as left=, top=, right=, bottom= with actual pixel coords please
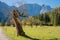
left=0, top=1, right=16, bottom=22
left=18, top=4, right=42, bottom=16
left=18, top=4, right=52, bottom=16
left=40, top=5, right=52, bottom=13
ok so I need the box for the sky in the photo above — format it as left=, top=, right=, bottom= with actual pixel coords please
left=0, top=0, right=60, bottom=8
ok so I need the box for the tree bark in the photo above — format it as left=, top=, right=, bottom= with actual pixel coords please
left=12, top=10, right=25, bottom=36
left=14, top=18, right=25, bottom=36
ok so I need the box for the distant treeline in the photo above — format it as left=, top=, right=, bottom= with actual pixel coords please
left=33, top=7, right=60, bottom=26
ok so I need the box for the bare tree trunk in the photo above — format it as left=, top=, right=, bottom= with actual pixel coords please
left=12, top=10, right=25, bottom=36
left=13, top=18, right=25, bottom=36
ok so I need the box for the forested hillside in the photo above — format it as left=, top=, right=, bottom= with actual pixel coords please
left=34, top=7, right=60, bottom=26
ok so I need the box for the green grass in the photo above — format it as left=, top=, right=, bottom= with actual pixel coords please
left=2, top=26, right=60, bottom=40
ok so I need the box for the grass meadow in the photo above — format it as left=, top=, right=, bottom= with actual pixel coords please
left=2, top=26, right=60, bottom=40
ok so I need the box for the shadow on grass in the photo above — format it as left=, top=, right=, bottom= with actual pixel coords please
left=49, top=38, right=58, bottom=40
left=19, top=34, right=40, bottom=40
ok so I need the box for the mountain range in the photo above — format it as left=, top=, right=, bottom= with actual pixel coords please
left=0, top=1, right=52, bottom=22
left=18, top=4, right=52, bottom=16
